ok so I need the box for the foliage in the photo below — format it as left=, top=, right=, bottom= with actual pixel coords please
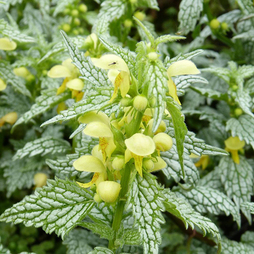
left=1, top=0, right=254, bottom=253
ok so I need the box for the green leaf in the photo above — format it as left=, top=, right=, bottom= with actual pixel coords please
left=137, top=0, right=159, bottom=10
left=13, top=136, right=71, bottom=160
left=177, top=186, right=241, bottom=227
left=0, top=61, right=31, bottom=97
left=178, top=0, right=203, bottom=35
left=236, top=0, right=254, bottom=15
left=14, top=89, right=70, bottom=127
left=190, top=87, right=229, bottom=101
left=63, top=228, right=106, bottom=254
left=134, top=17, right=155, bottom=45
left=117, top=228, right=141, bottom=246
left=0, top=178, right=95, bottom=238
left=241, top=231, right=254, bottom=248
left=0, top=19, right=35, bottom=43
left=201, top=67, right=231, bottom=84
left=226, top=115, right=254, bottom=149
left=145, top=60, right=168, bottom=132
left=166, top=98, right=188, bottom=177
left=235, top=89, right=254, bottom=117
left=163, top=190, right=221, bottom=249
left=221, top=238, right=254, bottom=253
left=161, top=143, right=200, bottom=185
left=240, top=202, right=254, bottom=214
left=4, top=157, right=43, bottom=197
left=41, top=90, right=117, bottom=126
left=89, top=247, right=114, bottom=254
left=128, top=173, right=165, bottom=254
left=0, top=239, right=11, bottom=254
left=89, top=202, right=113, bottom=226
left=219, top=156, right=253, bottom=223
left=79, top=221, right=114, bottom=240
left=93, top=0, right=127, bottom=35
left=46, top=140, right=97, bottom=180
left=39, top=36, right=85, bottom=63
left=155, top=34, right=185, bottom=46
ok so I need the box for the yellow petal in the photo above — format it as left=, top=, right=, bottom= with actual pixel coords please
left=62, top=58, right=78, bottom=75
left=66, top=78, right=84, bottom=91
left=0, top=37, right=17, bottom=50
left=56, top=79, right=67, bottom=95
left=0, top=78, right=7, bottom=91
left=83, top=121, right=113, bottom=138
left=47, top=65, right=72, bottom=78
left=92, top=144, right=104, bottom=162
left=57, top=102, right=66, bottom=114
left=91, top=54, right=130, bottom=73
left=149, top=157, right=167, bottom=172
left=97, top=181, right=121, bottom=203
left=231, top=150, right=240, bottom=164
left=2, top=112, right=18, bottom=125
left=73, top=155, right=106, bottom=172
left=153, top=133, right=173, bottom=152
left=119, top=71, right=130, bottom=97
left=167, top=60, right=200, bottom=78
left=75, top=91, right=84, bottom=101
left=225, top=136, right=245, bottom=150
left=76, top=172, right=105, bottom=188
left=108, top=69, right=120, bottom=83
left=132, top=154, right=143, bottom=176
left=13, top=67, right=30, bottom=79
left=125, top=133, right=155, bottom=156
left=194, top=155, right=210, bottom=170
left=168, top=78, right=181, bottom=105
left=78, top=111, right=109, bottom=125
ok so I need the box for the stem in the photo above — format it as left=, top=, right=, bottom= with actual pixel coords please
left=108, top=162, right=132, bottom=251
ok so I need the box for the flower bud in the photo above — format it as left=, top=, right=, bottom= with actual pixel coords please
left=112, top=156, right=125, bottom=171
left=0, top=78, right=7, bottom=91
left=153, top=133, right=173, bottom=151
left=0, top=37, right=17, bottom=50
left=120, top=97, right=132, bottom=107
left=124, top=19, right=132, bottom=28
left=147, top=52, right=158, bottom=61
left=62, top=23, right=71, bottom=33
left=79, top=4, right=87, bottom=13
left=234, top=108, right=243, bottom=117
left=221, top=22, right=228, bottom=31
left=94, top=193, right=102, bottom=203
left=210, top=19, right=220, bottom=30
left=133, top=95, right=148, bottom=111
left=143, top=158, right=154, bottom=171
left=34, top=173, right=48, bottom=188
left=73, top=18, right=81, bottom=26
left=134, top=11, right=145, bottom=21
left=97, top=181, right=121, bottom=203
left=13, top=67, right=30, bottom=79
left=71, top=9, right=79, bottom=17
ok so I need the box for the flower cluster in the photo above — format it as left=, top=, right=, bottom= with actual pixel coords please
left=73, top=54, right=199, bottom=204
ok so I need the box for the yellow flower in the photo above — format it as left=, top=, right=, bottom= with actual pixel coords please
left=34, top=173, right=48, bottom=188
left=153, top=132, right=173, bottom=152
left=97, top=181, right=121, bottom=203
left=73, top=155, right=107, bottom=188
left=0, top=37, right=17, bottom=51
left=0, top=112, right=18, bottom=127
left=225, top=136, right=245, bottom=164
left=125, top=133, right=155, bottom=176
left=47, top=58, right=84, bottom=101
left=167, top=60, right=200, bottom=104
left=194, top=155, right=210, bottom=170
left=91, top=54, right=130, bottom=102
left=0, top=78, right=7, bottom=91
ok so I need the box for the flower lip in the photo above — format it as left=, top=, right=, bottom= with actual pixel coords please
left=47, top=65, right=72, bottom=78
left=225, top=136, right=245, bottom=150
left=66, top=78, right=84, bottom=91
left=125, top=133, right=155, bottom=156
left=73, top=155, right=105, bottom=172
left=83, top=121, right=113, bottom=138
left=167, top=60, right=200, bottom=78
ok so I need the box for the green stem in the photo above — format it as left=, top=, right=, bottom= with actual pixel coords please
left=108, top=162, right=132, bottom=251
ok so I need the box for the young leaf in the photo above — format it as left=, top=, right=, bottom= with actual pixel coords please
left=226, top=115, right=254, bottom=149
left=0, top=178, right=95, bottom=238
left=177, top=186, right=241, bottom=227
left=154, top=34, right=185, bottom=47
left=190, top=87, right=229, bottom=101
left=13, top=136, right=71, bottom=160
left=134, top=17, right=155, bottom=45
left=13, top=89, right=70, bottom=127
left=163, top=190, right=221, bottom=250
left=235, top=89, right=254, bottom=117
left=128, top=173, right=165, bottom=254
left=166, top=98, right=188, bottom=177
left=53, top=0, right=76, bottom=16
left=178, top=0, right=203, bottom=35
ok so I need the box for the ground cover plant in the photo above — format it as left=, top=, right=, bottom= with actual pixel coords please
left=1, top=0, right=254, bottom=253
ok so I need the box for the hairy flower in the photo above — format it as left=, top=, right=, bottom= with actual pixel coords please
left=167, top=60, right=200, bottom=104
